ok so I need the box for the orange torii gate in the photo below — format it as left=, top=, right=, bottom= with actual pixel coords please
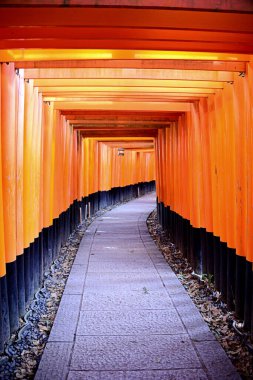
left=0, top=0, right=253, bottom=353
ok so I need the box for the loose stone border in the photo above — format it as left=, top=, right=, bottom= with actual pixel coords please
left=147, top=210, right=253, bottom=380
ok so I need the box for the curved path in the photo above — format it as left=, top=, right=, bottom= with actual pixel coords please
left=36, top=193, right=239, bottom=380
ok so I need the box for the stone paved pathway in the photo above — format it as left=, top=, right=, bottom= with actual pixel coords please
left=35, top=193, right=240, bottom=380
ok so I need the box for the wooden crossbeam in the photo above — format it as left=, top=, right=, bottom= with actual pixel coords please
left=24, top=68, right=234, bottom=82
left=34, top=79, right=224, bottom=88
left=1, top=0, right=253, bottom=12
left=53, top=101, right=191, bottom=111
left=80, top=129, right=157, bottom=137
left=1, top=8, right=253, bottom=33
left=15, top=60, right=247, bottom=72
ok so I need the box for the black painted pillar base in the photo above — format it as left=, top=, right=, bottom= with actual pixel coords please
left=24, top=246, right=30, bottom=304
left=227, top=247, right=236, bottom=310
left=200, top=229, right=207, bottom=275
left=244, top=261, right=252, bottom=331
left=191, top=227, right=202, bottom=275
left=213, top=236, right=221, bottom=291
left=33, top=237, right=40, bottom=292
left=182, top=219, right=189, bottom=262
left=0, top=276, right=10, bottom=349
left=206, top=232, right=214, bottom=280
left=48, top=225, right=54, bottom=265
left=6, top=261, right=19, bottom=333
left=220, top=242, right=227, bottom=302
left=0, top=279, right=3, bottom=352
left=251, top=267, right=253, bottom=340
left=16, top=254, right=25, bottom=316
left=38, top=231, right=44, bottom=287
left=43, top=228, right=49, bottom=271
left=56, top=218, right=62, bottom=255
left=29, top=243, right=35, bottom=300
left=235, top=255, right=246, bottom=320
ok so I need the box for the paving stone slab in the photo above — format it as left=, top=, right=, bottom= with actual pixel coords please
left=89, top=256, right=152, bottom=263
left=159, top=278, right=187, bottom=296
left=77, top=309, right=185, bottom=335
left=74, top=252, right=91, bottom=266
left=90, top=246, right=147, bottom=252
left=145, top=248, right=162, bottom=256
left=70, top=334, right=201, bottom=371
left=84, top=272, right=165, bottom=291
left=142, top=242, right=157, bottom=247
left=142, top=236, right=157, bottom=242
left=156, top=270, right=189, bottom=290
left=89, top=249, right=147, bottom=256
left=81, top=290, right=172, bottom=310
left=67, top=369, right=208, bottom=380
left=90, top=244, right=145, bottom=251
left=169, top=291, right=197, bottom=308
left=88, top=261, right=157, bottom=273
left=94, top=235, right=143, bottom=240
left=96, top=226, right=139, bottom=231
left=172, top=300, right=216, bottom=342
left=78, top=241, right=93, bottom=249
left=48, top=294, right=81, bottom=342
left=64, top=264, right=88, bottom=294
left=96, top=232, right=141, bottom=237
left=35, top=342, right=72, bottom=380
left=168, top=294, right=217, bottom=340
left=91, top=242, right=144, bottom=247
left=148, top=254, right=167, bottom=262
left=195, top=341, right=241, bottom=379
left=151, top=258, right=168, bottom=266
left=90, top=247, right=148, bottom=254
left=145, top=247, right=162, bottom=255
left=88, top=254, right=148, bottom=261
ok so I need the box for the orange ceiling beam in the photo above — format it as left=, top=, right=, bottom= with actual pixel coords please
left=1, top=39, right=253, bottom=54
left=0, top=7, right=253, bottom=53
left=63, top=113, right=180, bottom=120
left=41, top=87, right=216, bottom=94
left=97, top=141, right=153, bottom=147
left=95, top=137, right=154, bottom=142
left=1, top=0, right=252, bottom=12
left=73, top=125, right=169, bottom=130
left=0, top=38, right=253, bottom=54
left=1, top=0, right=253, bottom=12
left=2, top=28, right=253, bottom=45
left=61, top=110, right=181, bottom=117
left=5, top=50, right=250, bottom=62
left=52, top=101, right=191, bottom=112
left=69, top=119, right=171, bottom=127
left=34, top=78, right=224, bottom=88
left=80, top=130, right=157, bottom=138
left=123, top=150, right=154, bottom=154
left=24, top=68, right=234, bottom=82
left=15, top=59, right=247, bottom=72
left=42, top=95, right=205, bottom=102
left=1, top=8, right=252, bottom=33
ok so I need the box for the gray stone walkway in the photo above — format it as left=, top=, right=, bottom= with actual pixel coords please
left=35, top=193, right=240, bottom=380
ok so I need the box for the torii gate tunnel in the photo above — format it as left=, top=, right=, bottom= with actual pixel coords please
left=0, top=0, right=253, bottom=352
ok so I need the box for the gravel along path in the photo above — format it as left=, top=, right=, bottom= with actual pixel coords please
left=147, top=210, right=253, bottom=380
